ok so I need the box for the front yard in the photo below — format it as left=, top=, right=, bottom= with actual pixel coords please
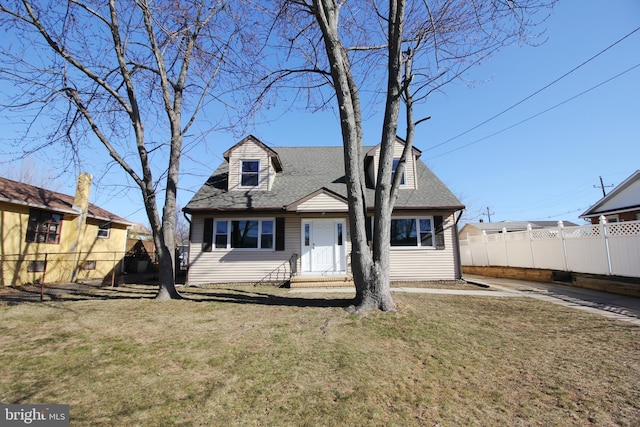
left=1, top=284, right=638, bottom=426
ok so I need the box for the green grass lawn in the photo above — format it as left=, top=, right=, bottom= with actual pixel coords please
left=1, top=284, right=639, bottom=426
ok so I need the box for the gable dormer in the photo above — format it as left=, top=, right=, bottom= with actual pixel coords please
left=223, top=135, right=283, bottom=192
left=365, top=136, right=421, bottom=190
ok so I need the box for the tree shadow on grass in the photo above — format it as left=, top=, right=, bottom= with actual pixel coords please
left=0, top=282, right=353, bottom=309
left=0, top=282, right=158, bottom=304
left=181, top=287, right=354, bottom=308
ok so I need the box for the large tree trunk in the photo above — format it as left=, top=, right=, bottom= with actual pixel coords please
left=362, top=0, right=406, bottom=312
left=155, top=243, right=180, bottom=301
left=155, top=143, right=182, bottom=300
left=313, top=0, right=398, bottom=312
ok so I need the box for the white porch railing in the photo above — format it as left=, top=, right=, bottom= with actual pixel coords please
left=460, top=217, right=640, bottom=278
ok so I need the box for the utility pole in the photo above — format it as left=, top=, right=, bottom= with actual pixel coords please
left=594, top=176, right=613, bottom=197
left=484, top=207, right=494, bottom=223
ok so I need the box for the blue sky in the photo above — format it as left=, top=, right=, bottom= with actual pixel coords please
left=2, top=1, right=639, bottom=228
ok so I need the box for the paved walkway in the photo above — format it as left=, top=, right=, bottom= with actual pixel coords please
left=464, top=275, right=640, bottom=326
left=290, top=287, right=518, bottom=297
left=290, top=276, right=640, bottom=326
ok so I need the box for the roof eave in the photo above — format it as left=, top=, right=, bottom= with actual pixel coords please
left=183, top=206, right=287, bottom=214
left=0, top=196, right=79, bottom=216
left=579, top=204, right=640, bottom=218
left=371, top=204, right=466, bottom=212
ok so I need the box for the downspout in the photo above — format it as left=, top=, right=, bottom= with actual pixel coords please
left=122, top=224, right=130, bottom=274
left=183, top=210, right=191, bottom=286
left=453, top=208, right=465, bottom=280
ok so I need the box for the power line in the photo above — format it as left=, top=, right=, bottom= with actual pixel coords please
left=428, top=63, right=640, bottom=159
left=426, top=25, right=640, bottom=152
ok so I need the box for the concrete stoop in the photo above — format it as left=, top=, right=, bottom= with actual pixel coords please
left=289, top=275, right=354, bottom=288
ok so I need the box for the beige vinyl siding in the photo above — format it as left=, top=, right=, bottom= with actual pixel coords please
left=188, top=214, right=301, bottom=285
left=389, top=213, right=458, bottom=281
left=227, top=139, right=275, bottom=191
left=188, top=211, right=456, bottom=284
left=188, top=213, right=353, bottom=284
left=296, top=193, right=348, bottom=212
left=369, top=141, right=417, bottom=190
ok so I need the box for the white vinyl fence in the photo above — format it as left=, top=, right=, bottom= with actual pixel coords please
left=460, top=219, right=640, bottom=278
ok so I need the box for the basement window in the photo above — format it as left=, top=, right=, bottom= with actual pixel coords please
left=82, top=260, right=97, bottom=270
left=27, top=260, right=47, bottom=272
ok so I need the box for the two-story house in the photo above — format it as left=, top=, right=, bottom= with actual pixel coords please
left=184, top=135, right=465, bottom=286
left=0, top=174, right=131, bottom=287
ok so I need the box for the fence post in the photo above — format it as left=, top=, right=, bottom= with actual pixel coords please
left=111, top=251, right=117, bottom=287
left=502, top=227, right=509, bottom=266
left=600, top=215, right=612, bottom=275
left=41, top=253, right=48, bottom=301
left=482, top=230, right=489, bottom=266
left=558, top=221, right=569, bottom=271
left=527, top=224, right=536, bottom=268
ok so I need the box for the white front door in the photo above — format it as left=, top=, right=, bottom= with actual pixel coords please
left=301, top=219, right=346, bottom=274
left=312, top=220, right=335, bottom=272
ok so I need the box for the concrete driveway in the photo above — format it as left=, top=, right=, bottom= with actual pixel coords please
left=464, top=274, right=640, bottom=326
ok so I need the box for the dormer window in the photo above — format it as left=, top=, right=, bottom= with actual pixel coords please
left=392, top=158, right=406, bottom=185
left=240, top=160, right=260, bottom=187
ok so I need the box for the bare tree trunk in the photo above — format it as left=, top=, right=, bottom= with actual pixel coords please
left=359, top=0, right=406, bottom=313
left=269, top=0, right=555, bottom=311
left=312, top=0, right=409, bottom=312
left=312, top=0, right=376, bottom=310
left=0, top=1, right=243, bottom=301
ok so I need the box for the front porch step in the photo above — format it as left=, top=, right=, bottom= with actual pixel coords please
left=289, top=275, right=354, bottom=288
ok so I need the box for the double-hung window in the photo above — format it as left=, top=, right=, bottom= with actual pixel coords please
left=390, top=217, right=434, bottom=248
left=240, top=160, right=260, bottom=187
left=25, top=208, right=62, bottom=244
left=391, top=158, right=406, bottom=186
left=214, top=219, right=275, bottom=250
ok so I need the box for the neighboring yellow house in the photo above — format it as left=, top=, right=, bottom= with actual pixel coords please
left=0, top=174, right=132, bottom=287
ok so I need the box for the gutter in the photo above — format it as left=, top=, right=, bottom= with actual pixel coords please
left=0, top=196, right=79, bottom=216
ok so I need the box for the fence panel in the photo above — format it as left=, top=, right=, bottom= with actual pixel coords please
left=607, top=221, right=640, bottom=277
left=460, top=220, right=640, bottom=278
left=530, top=228, right=567, bottom=271
left=562, top=224, right=609, bottom=275
left=459, top=240, right=472, bottom=266
left=1, top=251, right=125, bottom=287
left=485, top=233, right=508, bottom=266
left=504, top=231, right=534, bottom=268
left=468, top=235, right=489, bottom=266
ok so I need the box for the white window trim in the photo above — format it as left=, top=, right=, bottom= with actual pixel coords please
left=98, top=223, right=111, bottom=239
left=389, top=216, right=436, bottom=250
left=392, top=158, right=407, bottom=187
left=239, top=159, right=261, bottom=188
left=213, top=218, right=275, bottom=251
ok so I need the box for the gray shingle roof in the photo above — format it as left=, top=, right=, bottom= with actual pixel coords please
left=185, top=146, right=464, bottom=212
